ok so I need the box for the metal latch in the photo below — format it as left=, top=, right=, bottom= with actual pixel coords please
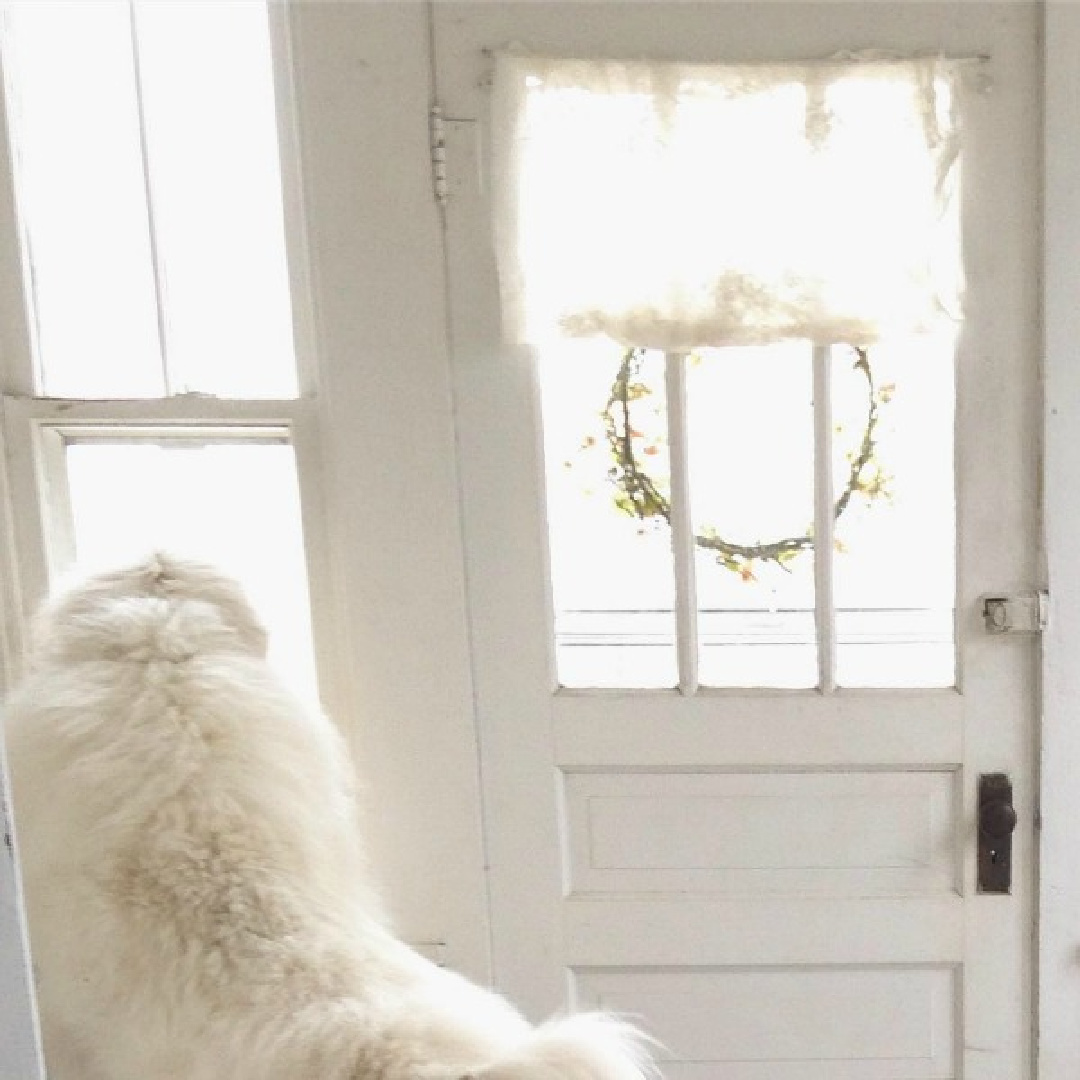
left=982, top=592, right=1048, bottom=635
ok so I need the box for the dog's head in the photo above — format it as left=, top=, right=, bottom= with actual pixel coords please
left=29, top=553, right=269, bottom=666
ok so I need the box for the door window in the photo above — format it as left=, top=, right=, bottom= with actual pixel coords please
left=541, top=337, right=955, bottom=690
left=497, top=56, right=961, bottom=690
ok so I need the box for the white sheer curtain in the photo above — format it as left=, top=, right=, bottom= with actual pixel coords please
left=492, top=55, right=966, bottom=350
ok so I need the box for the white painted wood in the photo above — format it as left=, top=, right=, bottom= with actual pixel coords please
left=437, top=5, right=1040, bottom=1079
left=1039, top=6, right=1080, bottom=1078
left=266, top=1, right=322, bottom=403
left=0, top=735, right=45, bottom=1079
left=0, top=22, right=34, bottom=406
left=0, top=20, right=34, bottom=696
left=127, top=1, right=172, bottom=395
left=576, top=965, right=957, bottom=1080
left=0, top=418, right=24, bottom=695
left=663, top=353, right=699, bottom=695
left=564, top=770, right=959, bottom=896
left=282, top=0, right=491, bottom=982
left=566, top=895, right=963, bottom=968
left=551, top=689, right=964, bottom=767
left=812, top=345, right=836, bottom=691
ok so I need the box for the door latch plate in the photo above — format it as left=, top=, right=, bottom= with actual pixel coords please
left=982, top=592, right=1048, bottom=635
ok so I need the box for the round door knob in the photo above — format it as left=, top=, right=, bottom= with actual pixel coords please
left=980, top=798, right=1018, bottom=839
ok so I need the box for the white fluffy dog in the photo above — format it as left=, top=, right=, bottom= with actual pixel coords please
left=3, top=554, right=655, bottom=1080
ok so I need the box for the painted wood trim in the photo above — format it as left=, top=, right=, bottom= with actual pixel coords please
left=553, top=690, right=964, bottom=768
left=663, top=352, right=699, bottom=695
left=566, top=896, right=964, bottom=967
left=1039, top=7, right=1080, bottom=1078
left=812, top=344, right=836, bottom=692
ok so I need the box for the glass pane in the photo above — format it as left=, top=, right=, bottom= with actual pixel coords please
left=686, top=345, right=817, bottom=688
left=1, top=1, right=164, bottom=396
left=134, top=1, right=297, bottom=398
left=540, top=343, right=677, bottom=688
left=831, top=339, right=956, bottom=687
left=64, top=440, right=316, bottom=701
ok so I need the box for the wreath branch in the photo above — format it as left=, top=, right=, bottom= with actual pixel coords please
left=604, top=355, right=672, bottom=523
left=603, top=345, right=885, bottom=576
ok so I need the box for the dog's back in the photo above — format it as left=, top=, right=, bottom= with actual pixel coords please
left=4, top=555, right=657, bottom=1080
left=5, top=555, right=383, bottom=1077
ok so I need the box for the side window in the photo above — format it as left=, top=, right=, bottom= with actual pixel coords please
left=495, top=57, right=960, bottom=691
left=0, top=1, right=321, bottom=699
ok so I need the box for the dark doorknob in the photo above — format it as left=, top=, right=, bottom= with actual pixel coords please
left=978, top=774, right=1016, bottom=894
left=980, top=797, right=1018, bottom=839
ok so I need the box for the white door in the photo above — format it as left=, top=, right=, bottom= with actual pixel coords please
left=435, top=5, right=1040, bottom=1079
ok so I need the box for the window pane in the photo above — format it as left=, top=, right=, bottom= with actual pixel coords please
left=133, top=1, right=297, bottom=398
left=540, top=344, right=677, bottom=689
left=64, top=440, right=316, bottom=700
left=1, top=0, right=297, bottom=399
left=1, top=1, right=164, bottom=396
left=686, top=345, right=817, bottom=688
left=830, top=339, right=956, bottom=687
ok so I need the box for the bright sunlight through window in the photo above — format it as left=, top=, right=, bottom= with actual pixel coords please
left=1, top=1, right=317, bottom=698
left=1, top=0, right=297, bottom=398
left=505, top=57, right=963, bottom=690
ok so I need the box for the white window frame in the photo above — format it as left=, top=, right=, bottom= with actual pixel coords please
left=0, top=4, right=351, bottom=733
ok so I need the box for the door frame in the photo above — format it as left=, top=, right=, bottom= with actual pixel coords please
left=1038, top=4, right=1080, bottom=1077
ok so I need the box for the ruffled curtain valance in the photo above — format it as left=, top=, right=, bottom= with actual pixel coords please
left=491, top=55, right=966, bottom=350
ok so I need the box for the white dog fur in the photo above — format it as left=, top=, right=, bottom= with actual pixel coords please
left=3, top=554, right=656, bottom=1080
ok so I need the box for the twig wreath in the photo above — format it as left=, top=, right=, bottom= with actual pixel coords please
left=601, top=344, right=890, bottom=580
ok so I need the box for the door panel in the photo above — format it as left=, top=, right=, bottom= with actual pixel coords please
left=576, top=966, right=957, bottom=1080
left=562, top=770, right=959, bottom=895
left=436, top=4, right=1040, bottom=1077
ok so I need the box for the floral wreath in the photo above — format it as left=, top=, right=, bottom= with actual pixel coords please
left=599, top=345, right=890, bottom=580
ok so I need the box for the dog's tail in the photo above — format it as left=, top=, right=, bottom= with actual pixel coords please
left=475, top=1013, right=660, bottom=1080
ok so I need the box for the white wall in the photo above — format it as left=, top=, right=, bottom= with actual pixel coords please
left=286, top=1, right=491, bottom=982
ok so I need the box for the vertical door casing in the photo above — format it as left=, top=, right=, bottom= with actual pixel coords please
left=1040, top=3, right=1080, bottom=1077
